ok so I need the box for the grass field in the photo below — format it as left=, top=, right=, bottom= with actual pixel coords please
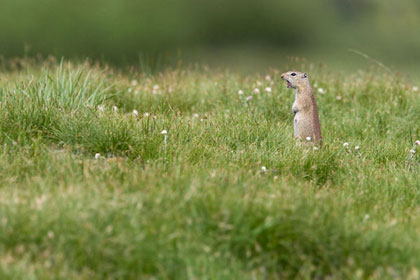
left=0, top=58, right=419, bottom=279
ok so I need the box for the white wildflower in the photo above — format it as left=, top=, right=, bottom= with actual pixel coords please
left=415, top=140, right=420, bottom=146
left=162, top=129, right=168, bottom=161
left=261, top=166, right=267, bottom=172
left=313, top=147, right=319, bottom=151
left=131, top=80, right=138, bottom=86
left=265, top=75, right=271, bottom=81
left=343, top=142, right=349, bottom=147
left=238, top=90, right=244, bottom=95
left=112, top=106, right=118, bottom=112
left=413, top=86, right=419, bottom=92
left=47, top=231, right=55, bottom=239
left=193, top=113, right=199, bottom=118
left=318, top=88, right=326, bottom=94
left=132, top=109, right=139, bottom=116
left=306, top=136, right=311, bottom=141
left=410, top=149, right=416, bottom=154
left=264, top=87, right=272, bottom=93
left=355, top=146, right=360, bottom=151
left=336, top=96, right=342, bottom=100
left=97, top=105, right=105, bottom=112
left=95, top=153, right=101, bottom=159
left=246, top=96, right=253, bottom=101
left=144, top=112, right=150, bottom=117
left=128, top=88, right=133, bottom=93
left=152, top=84, right=159, bottom=94
left=253, top=88, right=260, bottom=94
left=364, top=214, right=370, bottom=221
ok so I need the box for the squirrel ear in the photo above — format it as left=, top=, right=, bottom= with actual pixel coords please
left=303, top=73, right=308, bottom=78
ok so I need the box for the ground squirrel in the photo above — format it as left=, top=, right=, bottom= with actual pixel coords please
left=281, top=71, right=322, bottom=146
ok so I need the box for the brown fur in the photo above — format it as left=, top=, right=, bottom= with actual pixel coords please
left=281, top=71, right=322, bottom=146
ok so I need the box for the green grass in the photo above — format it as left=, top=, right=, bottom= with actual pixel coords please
left=0, top=59, right=420, bottom=279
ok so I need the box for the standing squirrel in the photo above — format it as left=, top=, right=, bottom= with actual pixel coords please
left=281, top=71, right=322, bottom=146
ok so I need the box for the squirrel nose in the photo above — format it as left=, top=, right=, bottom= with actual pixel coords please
left=281, top=74, right=284, bottom=79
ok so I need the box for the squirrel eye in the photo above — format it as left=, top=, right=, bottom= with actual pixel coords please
left=291, top=72, right=296, bottom=76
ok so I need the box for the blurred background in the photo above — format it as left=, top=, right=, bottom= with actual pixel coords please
left=1, top=0, right=420, bottom=72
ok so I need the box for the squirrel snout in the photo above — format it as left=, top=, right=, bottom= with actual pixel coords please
left=280, top=74, right=284, bottom=79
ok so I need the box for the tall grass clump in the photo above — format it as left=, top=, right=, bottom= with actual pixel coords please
left=0, top=62, right=110, bottom=144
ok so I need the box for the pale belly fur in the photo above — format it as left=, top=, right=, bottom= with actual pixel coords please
left=294, top=112, right=313, bottom=139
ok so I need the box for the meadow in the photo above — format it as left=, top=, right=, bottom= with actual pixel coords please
left=0, top=58, right=419, bottom=279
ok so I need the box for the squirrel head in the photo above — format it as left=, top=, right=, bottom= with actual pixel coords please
left=281, top=71, right=310, bottom=90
